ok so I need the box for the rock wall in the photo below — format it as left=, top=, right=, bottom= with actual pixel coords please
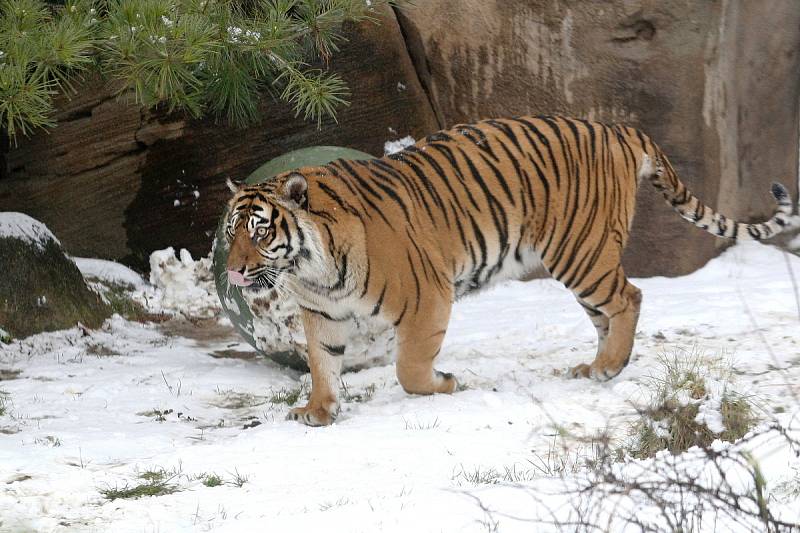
left=1, top=2, right=798, bottom=277
left=0, top=7, right=438, bottom=270
left=396, top=0, right=800, bottom=276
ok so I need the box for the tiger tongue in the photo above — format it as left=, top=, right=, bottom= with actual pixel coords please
left=227, top=270, right=253, bottom=287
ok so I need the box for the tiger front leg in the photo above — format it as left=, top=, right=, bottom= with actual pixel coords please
left=287, top=310, right=350, bottom=426
left=395, top=296, right=458, bottom=395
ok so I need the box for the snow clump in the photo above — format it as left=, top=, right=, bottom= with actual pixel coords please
left=145, top=247, right=220, bottom=317
left=384, top=136, right=415, bottom=155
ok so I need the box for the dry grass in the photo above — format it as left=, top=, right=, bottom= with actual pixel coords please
left=453, top=436, right=620, bottom=486
left=0, top=390, right=9, bottom=416
left=631, top=351, right=756, bottom=459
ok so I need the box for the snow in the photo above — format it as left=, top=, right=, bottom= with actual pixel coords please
left=0, top=242, right=799, bottom=531
left=145, top=247, right=220, bottom=317
left=73, top=257, right=147, bottom=290
left=0, top=212, right=60, bottom=249
left=384, top=136, right=415, bottom=155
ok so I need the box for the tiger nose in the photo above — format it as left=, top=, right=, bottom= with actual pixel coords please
left=227, top=269, right=253, bottom=287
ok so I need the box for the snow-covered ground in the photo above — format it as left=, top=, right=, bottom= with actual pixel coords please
left=1, top=242, right=799, bottom=532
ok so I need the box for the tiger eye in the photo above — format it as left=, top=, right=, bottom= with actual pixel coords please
left=256, top=226, right=268, bottom=237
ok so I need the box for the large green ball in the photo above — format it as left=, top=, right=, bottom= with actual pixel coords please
left=212, top=147, right=376, bottom=370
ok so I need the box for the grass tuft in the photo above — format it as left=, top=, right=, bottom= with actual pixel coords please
left=319, top=497, right=351, bottom=511
left=0, top=390, right=9, bottom=416
left=454, top=436, right=620, bottom=486
left=34, top=435, right=62, bottom=447
left=202, top=473, right=223, bottom=488
left=269, top=386, right=305, bottom=407
left=403, top=416, right=440, bottom=430
left=100, top=480, right=180, bottom=501
left=453, top=464, right=537, bottom=485
left=340, top=382, right=377, bottom=403
left=631, top=350, right=756, bottom=459
left=776, top=464, right=800, bottom=502
left=100, top=466, right=184, bottom=500
left=230, top=469, right=249, bottom=487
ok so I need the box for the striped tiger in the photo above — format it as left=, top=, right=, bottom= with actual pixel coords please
left=224, top=116, right=795, bottom=426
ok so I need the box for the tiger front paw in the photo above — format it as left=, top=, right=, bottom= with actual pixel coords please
left=286, top=401, right=339, bottom=427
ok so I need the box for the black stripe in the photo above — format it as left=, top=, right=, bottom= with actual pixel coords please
left=406, top=251, right=422, bottom=313
left=393, top=301, right=408, bottom=326
left=374, top=159, right=438, bottom=225
left=515, top=117, right=563, bottom=189
left=477, top=152, right=515, bottom=206
left=355, top=161, right=412, bottom=222
left=371, top=284, right=387, bottom=316
left=317, top=182, right=360, bottom=216
left=427, top=143, right=481, bottom=210
left=321, top=343, right=346, bottom=356
left=299, top=306, right=350, bottom=322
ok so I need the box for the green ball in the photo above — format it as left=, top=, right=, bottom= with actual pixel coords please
left=212, top=146, right=375, bottom=370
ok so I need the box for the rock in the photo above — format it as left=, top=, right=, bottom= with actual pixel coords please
left=212, top=146, right=395, bottom=372
left=395, top=1, right=800, bottom=276
left=0, top=213, right=111, bottom=338
left=0, top=6, right=439, bottom=271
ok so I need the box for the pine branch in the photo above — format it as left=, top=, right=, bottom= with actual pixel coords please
left=0, top=0, right=401, bottom=142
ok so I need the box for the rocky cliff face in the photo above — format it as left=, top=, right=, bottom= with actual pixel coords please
left=396, top=0, right=800, bottom=275
left=1, top=2, right=798, bottom=277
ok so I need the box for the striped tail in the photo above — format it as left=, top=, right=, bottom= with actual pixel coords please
left=645, top=153, right=796, bottom=240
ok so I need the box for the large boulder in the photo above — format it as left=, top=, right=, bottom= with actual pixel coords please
left=0, top=213, right=111, bottom=339
left=395, top=1, right=800, bottom=276
left=0, top=6, right=439, bottom=271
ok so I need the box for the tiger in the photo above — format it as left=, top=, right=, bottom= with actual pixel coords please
left=224, top=115, right=795, bottom=426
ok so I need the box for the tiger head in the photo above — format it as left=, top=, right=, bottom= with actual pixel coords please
left=223, top=172, right=312, bottom=290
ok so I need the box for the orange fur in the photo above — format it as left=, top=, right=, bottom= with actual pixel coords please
left=225, top=116, right=793, bottom=426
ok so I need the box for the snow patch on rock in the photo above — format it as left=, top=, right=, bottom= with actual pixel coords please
left=72, top=257, right=146, bottom=290
left=0, top=212, right=60, bottom=249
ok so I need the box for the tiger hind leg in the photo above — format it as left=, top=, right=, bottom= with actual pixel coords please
left=568, top=268, right=642, bottom=381
left=576, top=297, right=609, bottom=358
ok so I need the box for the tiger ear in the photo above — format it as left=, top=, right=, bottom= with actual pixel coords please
left=226, top=178, right=243, bottom=194
left=280, top=173, right=308, bottom=208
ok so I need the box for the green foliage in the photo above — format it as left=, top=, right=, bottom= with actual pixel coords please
left=0, top=0, right=96, bottom=137
left=0, top=0, right=396, bottom=141
left=268, top=385, right=304, bottom=406
left=202, top=473, right=223, bottom=487
left=100, top=480, right=180, bottom=500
